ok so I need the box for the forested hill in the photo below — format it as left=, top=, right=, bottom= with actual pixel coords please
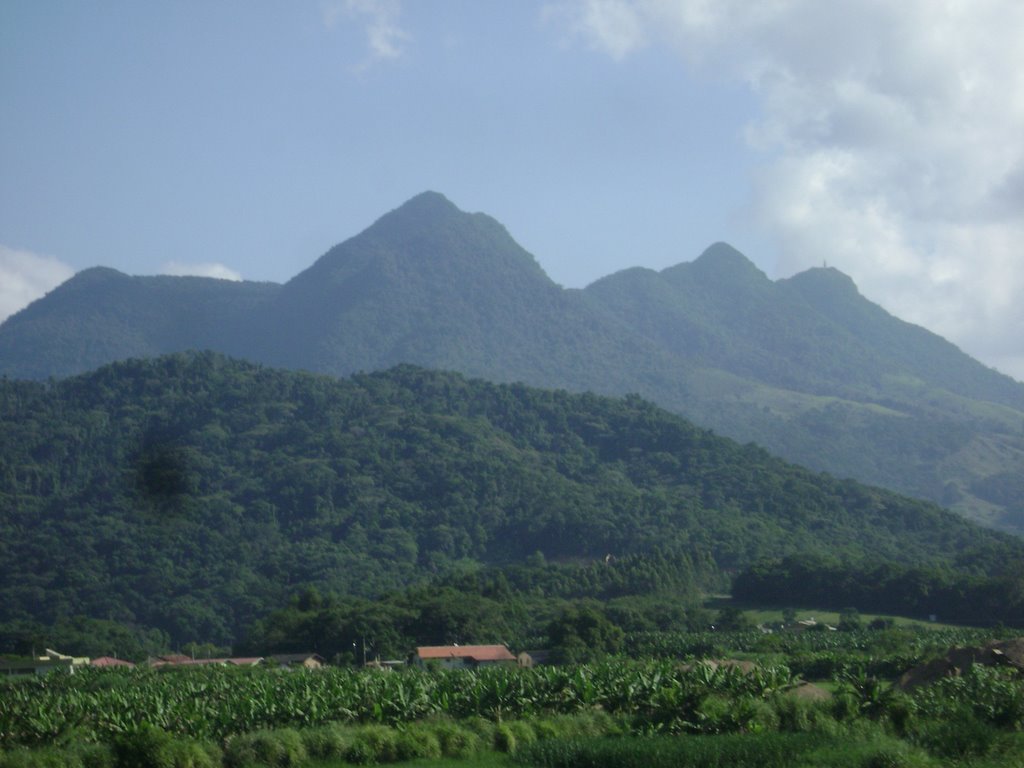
left=1, top=352, right=1021, bottom=646
left=0, top=267, right=279, bottom=381
left=2, top=192, right=1023, bottom=531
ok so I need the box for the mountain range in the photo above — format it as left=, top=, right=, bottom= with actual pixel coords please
left=2, top=192, right=1022, bottom=531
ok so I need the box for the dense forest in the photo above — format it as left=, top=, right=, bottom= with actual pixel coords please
left=733, top=554, right=1024, bottom=627
left=2, top=352, right=1022, bottom=650
left=3, top=193, right=1022, bottom=531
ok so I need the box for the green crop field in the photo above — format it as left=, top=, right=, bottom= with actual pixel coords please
left=2, top=625, right=1023, bottom=768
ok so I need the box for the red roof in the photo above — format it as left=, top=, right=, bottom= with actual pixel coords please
left=417, top=645, right=515, bottom=662
left=152, top=654, right=192, bottom=665
left=91, top=656, right=134, bottom=668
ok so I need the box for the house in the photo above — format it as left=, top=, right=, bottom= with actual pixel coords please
left=149, top=655, right=264, bottom=668
left=0, top=649, right=91, bottom=677
left=267, top=653, right=326, bottom=669
left=415, top=644, right=516, bottom=669
left=517, top=650, right=552, bottom=668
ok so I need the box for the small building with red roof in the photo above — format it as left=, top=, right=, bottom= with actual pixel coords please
left=415, top=644, right=516, bottom=669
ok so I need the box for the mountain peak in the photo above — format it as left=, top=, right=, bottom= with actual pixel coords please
left=390, top=190, right=461, bottom=218
left=355, top=190, right=503, bottom=247
left=366, top=191, right=476, bottom=234
left=784, top=265, right=861, bottom=301
left=662, top=242, right=769, bottom=290
left=692, top=242, right=765, bottom=275
left=264, top=191, right=561, bottom=373
left=68, top=266, right=129, bottom=284
left=299, top=191, right=549, bottom=285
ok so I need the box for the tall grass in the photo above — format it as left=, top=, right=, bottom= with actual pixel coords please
left=514, top=732, right=938, bottom=768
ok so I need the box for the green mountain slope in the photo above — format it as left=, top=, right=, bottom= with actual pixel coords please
left=585, top=249, right=1024, bottom=530
left=0, top=267, right=279, bottom=380
left=783, top=266, right=1024, bottom=408
left=1, top=352, right=1019, bottom=645
left=0, top=193, right=1021, bottom=531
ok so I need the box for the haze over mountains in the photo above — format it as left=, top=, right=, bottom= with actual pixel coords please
left=2, top=192, right=1022, bottom=532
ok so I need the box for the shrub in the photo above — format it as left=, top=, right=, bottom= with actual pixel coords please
left=111, top=724, right=217, bottom=768
left=515, top=733, right=824, bottom=768
left=692, top=693, right=777, bottom=734
left=979, top=731, right=1024, bottom=767
left=427, top=720, right=482, bottom=758
left=395, top=725, right=442, bottom=760
left=735, top=696, right=780, bottom=734
left=461, top=716, right=497, bottom=740
left=796, top=734, right=937, bottom=768
left=913, top=666, right=1024, bottom=730
left=882, top=695, right=914, bottom=737
left=506, top=721, right=538, bottom=748
left=299, top=723, right=352, bottom=759
left=515, top=732, right=940, bottom=768
left=0, top=743, right=114, bottom=768
left=166, top=741, right=220, bottom=768
left=531, top=718, right=562, bottom=740
left=537, top=710, right=621, bottom=740
left=909, top=712, right=1001, bottom=761
left=494, top=723, right=517, bottom=754
left=772, top=694, right=839, bottom=734
left=341, top=739, right=376, bottom=766
left=112, top=724, right=177, bottom=768
left=694, top=694, right=733, bottom=733
left=223, top=728, right=307, bottom=768
left=831, top=691, right=861, bottom=723
left=80, top=744, right=116, bottom=768
left=0, top=746, right=82, bottom=768
left=347, top=724, right=399, bottom=763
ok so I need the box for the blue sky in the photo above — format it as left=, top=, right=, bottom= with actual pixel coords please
left=2, top=1, right=1023, bottom=379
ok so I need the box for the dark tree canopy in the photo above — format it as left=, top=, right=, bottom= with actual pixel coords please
left=1, top=352, right=1021, bottom=647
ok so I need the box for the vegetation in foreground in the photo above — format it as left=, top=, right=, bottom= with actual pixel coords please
left=3, top=623, right=1024, bottom=768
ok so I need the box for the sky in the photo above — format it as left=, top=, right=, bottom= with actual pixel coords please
left=2, top=1, right=1022, bottom=380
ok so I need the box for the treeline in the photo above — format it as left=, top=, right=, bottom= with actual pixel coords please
left=733, top=554, right=1024, bottom=627
left=237, top=552, right=709, bottom=664
left=2, top=352, right=1022, bottom=647
left=0, top=554, right=707, bottom=662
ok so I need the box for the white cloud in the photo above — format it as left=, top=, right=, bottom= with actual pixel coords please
left=551, top=0, right=1024, bottom=381
left=545, top=0, right=646, bottom=59
left=323, top=0, right=409, bottom=65
left=0, top=245, right=75, bottom=324
left=159, top=262, right=242, bottom=281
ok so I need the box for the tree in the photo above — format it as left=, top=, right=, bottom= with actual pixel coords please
left=838, top=607, right=863, bottom=632
left=547, top=604, right=624, bottom=664
left=713, top=606, right=755, bottom=632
